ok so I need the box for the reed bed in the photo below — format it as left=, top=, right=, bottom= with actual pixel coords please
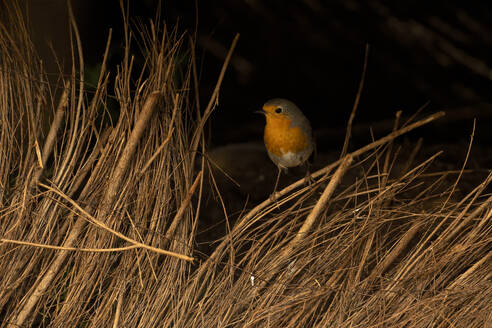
left=0, top=3, right=490, bottom=327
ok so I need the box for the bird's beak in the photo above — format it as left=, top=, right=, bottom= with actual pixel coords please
left=255, top=109, right=266, bottom=115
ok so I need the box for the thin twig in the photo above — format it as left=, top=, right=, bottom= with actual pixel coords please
left=33, top=81, right=69, bottom=182
left=190, top=33, right=240, bottom=168
left=340, top=43, right=370, bottom=158
left=286, top=155, right=353, bottom=254
left=113, top=287, right=124, bottom=328
left=0, top=238, right=139, bottom=252
left=140, top=93, right=179, bottom=173
left=163, top=170, right=203, bottom=246
left=366, top=219, right=422, bottom=282
left=443, top=119, right=475, bottom=208
left=100, top=90, right=162, bottom=217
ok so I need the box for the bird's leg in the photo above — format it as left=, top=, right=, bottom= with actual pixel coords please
left=303, top=161, right=315, bottom=186
left=270, top=166, right=283, bottom=201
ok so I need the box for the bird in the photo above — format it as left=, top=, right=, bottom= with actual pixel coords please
left=259, top=98, right=314, bottom=197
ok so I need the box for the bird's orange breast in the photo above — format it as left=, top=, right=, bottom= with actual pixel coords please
left=264, top=114, right=308, bottom=156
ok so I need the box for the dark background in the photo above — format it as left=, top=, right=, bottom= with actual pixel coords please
left=23, top=0, right=492, bottom=150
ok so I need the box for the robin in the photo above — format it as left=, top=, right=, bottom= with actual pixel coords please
left=259, top=98, right=314, bottom=196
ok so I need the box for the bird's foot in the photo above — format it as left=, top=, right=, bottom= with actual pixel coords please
left=304, top=172, right=315, bottom=186
left=269, top=191, right=280, bottom=202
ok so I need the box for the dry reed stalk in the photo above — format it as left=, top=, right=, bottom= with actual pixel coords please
left=140, top=93, right=179, bottom=173
left=99, top=91, right=162, bottom=218
left=32, top=82, right=69, bottom=182
left=340, top=43, right=369, bottom=158
left=190, top=33, right=240, bottom=168
left=163, top=170, right=203, bottom=248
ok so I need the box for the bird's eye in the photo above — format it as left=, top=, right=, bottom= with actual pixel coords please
left=275, top=107, right=282, bottom=114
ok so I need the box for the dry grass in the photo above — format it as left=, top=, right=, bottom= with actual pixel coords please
left=0, top=2, right=491, bottom=327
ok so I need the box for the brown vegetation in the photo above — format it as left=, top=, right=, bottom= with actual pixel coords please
left=0, top=2, right=490, bottom=327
